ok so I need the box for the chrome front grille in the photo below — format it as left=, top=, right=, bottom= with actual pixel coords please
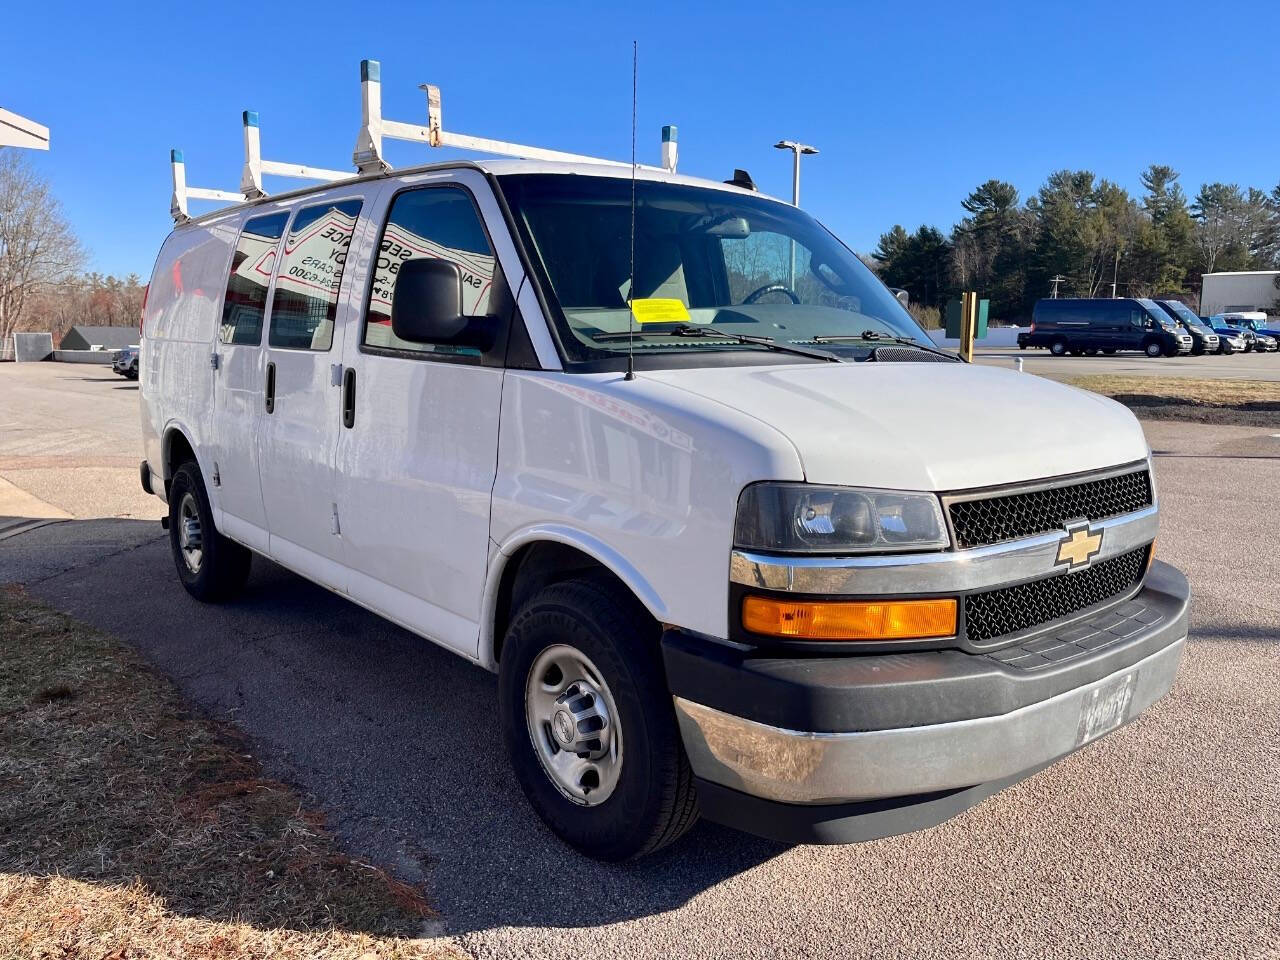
left=948, top=467, right=1153, bottom=549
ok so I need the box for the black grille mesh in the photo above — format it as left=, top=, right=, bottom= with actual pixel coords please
left=949, top=469, right=1152, bottom=548
left=964, top=546, right=1149, bottom=644
left=870, top=346, right=954, bottom=363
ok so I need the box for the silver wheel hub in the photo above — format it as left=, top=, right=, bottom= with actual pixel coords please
left=525, top=644, right=623, bottom=806
left=177, top=492, right=203, bottom=573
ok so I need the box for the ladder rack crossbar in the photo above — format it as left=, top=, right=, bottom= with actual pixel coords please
left=187, top=187, right=248, bottom=202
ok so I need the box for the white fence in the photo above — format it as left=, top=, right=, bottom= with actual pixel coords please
left=927, top=327, right=1026, bottom=349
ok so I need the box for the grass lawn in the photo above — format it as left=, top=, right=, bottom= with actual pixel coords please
left=1062, top=376, right=1280, bottom=407
left=0, top=585, right=459, bottom=960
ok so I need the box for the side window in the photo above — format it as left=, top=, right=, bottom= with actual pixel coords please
left=220, top=212, right=288, bottom=345
left=269, top=199, right=362, bottom=350
left=363, top=186, right=497, bottom=356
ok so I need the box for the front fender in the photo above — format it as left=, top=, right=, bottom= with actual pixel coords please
left=476, top=523, right=669, bottom=672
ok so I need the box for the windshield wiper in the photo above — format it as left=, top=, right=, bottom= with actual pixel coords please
left=595, top=324, right=844, bottom=363
left=811, top=330, right=959, bottom=361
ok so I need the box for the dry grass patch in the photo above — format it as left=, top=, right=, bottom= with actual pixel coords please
left=1062, top=376, right=1280, bottom=408
left=0, top=585, right=459, bottom=959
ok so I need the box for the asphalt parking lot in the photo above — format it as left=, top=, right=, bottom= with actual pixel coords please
left=976, top=344, right=1280, bottom=380
left=1, top=361, right=1277, bottom=959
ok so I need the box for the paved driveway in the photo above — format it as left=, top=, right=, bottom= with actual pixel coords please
left=976, top=344, right=1280, bottom=380
left=1, top=364, right=1276, bottom=959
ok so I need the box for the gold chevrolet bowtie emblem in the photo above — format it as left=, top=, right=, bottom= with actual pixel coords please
left=1056, top=523, right=1103, bottom=569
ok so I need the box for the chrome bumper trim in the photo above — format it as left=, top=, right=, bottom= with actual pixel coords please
left=730, top=505, right=1158, bottom=595
left=674, top=636, right=1184, bottom=805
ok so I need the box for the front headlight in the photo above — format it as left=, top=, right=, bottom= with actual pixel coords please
left=734, top=483, right=950, bottom=554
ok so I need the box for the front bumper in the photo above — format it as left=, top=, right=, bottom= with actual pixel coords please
left=664, top=560, right=1189, bottom=843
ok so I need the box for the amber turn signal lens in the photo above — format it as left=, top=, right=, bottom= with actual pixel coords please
left=741, top=596, right=958, bottom=641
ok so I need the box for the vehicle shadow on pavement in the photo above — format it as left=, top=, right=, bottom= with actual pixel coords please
left=17, top=519, right=787, bottom=935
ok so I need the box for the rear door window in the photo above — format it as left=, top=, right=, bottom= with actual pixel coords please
left=269, top=199, right=363, bottom=350
left=220, top=212, right=288, bottom=345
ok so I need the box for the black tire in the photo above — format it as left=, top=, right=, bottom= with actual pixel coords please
left=1049, top=339, right=1067, bottom=356
left=1084, top=348, right=1098, bottom=356
left=498, top=576, right=698, bottom=861
left=1102, top=348, right=1116, bottom=355
left=167, top=461, right=252, bottom=602
left=1144, top=340, right=1163, bottom=358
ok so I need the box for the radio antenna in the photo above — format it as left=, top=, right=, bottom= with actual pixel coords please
left=625, top=40, right=638, bottom=382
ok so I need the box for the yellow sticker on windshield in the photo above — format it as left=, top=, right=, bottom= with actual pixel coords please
left=630, top=298, right=691, bottom=324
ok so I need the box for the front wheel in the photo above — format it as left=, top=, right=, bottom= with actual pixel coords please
left=498, top=577, right=698, bottom=861
left=1144, top=341, right=1164, bottom=358
left=168, top=461, right=252, bottom=602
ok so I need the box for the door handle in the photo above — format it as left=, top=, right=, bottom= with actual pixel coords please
left=265, top=361, right=276, bottom=414
left=342, top=367, right=356, bottom=429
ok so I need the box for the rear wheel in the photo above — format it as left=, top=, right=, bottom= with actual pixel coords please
left=1049, top=339, right=1067, bottom=356
left=168, top=461, right=252, bottom=602
left=498, top=576, right=698, bottom=861
left=1102, top=348, right=1117, bottom=355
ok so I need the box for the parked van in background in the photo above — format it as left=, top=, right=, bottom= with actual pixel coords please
left=139, top=158, right=1189, bottom=861
left=1153, top=300, right=1220, bottom=355
left=1017, top=298, right=1192, bottom=357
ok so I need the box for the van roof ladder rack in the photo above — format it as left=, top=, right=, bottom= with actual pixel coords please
left=171, top=58, right=679, bottom=222
left=352, top=59, right=676, bottom=175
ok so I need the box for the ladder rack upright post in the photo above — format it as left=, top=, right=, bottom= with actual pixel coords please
left=170, top=149, right=248, bottom=223
left=241, top=110, right=353, bottom=198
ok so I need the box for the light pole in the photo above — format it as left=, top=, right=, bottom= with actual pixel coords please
left=774, top=140, right=818, bottom=289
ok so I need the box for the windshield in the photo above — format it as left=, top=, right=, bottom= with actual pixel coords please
left=1161, top=300, right=1212, bottom=333
left=1138, top=299, right=1178, bottom=331
left=498, top=174, right=932, bottom=366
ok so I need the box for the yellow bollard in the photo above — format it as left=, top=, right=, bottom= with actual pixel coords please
left=959, top=291, right=978, bottom=363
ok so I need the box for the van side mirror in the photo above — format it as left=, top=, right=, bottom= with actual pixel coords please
left=391, top=258, right=498, bottom=351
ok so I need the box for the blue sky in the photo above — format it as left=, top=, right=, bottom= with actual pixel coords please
left=3, top=0, right=1277, bottom=278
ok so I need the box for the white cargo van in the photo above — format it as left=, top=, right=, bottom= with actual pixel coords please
left=140, top=157, right=1189, bottom=860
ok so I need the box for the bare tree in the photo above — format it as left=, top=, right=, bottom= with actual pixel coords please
left=0, top=149, right=87, bottom=345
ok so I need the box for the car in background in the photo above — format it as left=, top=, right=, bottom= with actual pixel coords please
left=1018, top=297, right=1192, bottom=356
left=1207, top=317, right=1274, bottom=352
left=1203, top=317, right=1251, bottom=355
left=1252, top=332, right=1278, bottom=352
left=1224, top=313, right=1280, bottom=351
left=1154, top=300, right=1219, bottom=355
left=112, top=345, right=139, bottom=379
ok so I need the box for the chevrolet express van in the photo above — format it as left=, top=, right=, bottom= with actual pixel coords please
left=140, top=160, right=1190, bottom=860
left=1018, top=297, right=1193, bottom=356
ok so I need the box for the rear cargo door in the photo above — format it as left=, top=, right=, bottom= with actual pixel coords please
left=209, top=211, right=288, bottom=552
